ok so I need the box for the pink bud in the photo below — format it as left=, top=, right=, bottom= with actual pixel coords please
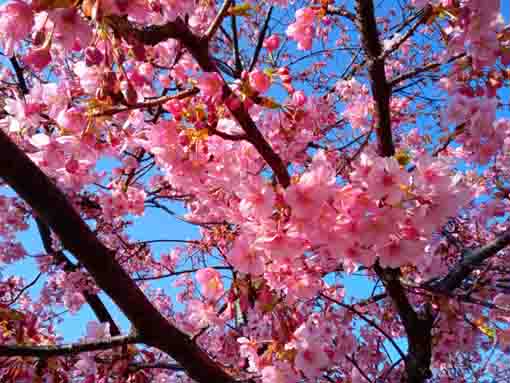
left=23, top=46, right=51, bottom=71
left=248, top=69, right=271, bottom=94
left=138, top=63, right=154, bottom=81
left=56, top=107, right=87, bottom=133
left=197, top=72, right=224, bottom=98
left=65, top=158, right=79, bottom=174
left=263, top=34, right=280, bottom=52
left=85, top=46, right=104, bottom=66
left=159, top=75, right=171, bottom=88
left=292, top=90, right=307, bottom=106
left=278, top=67, right=289, bottom=76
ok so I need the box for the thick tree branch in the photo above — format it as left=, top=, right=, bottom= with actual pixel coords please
left=374, top=264, right=434, bottom=383
left=106, top=16, right=291, bottom=188
left=430, top=229, right=510, bottom=293
left=35, top=218, right=121, bottom=337
left=0, top=130, right=235, bottom=383
left=355, top=0, right=394, bottom=157
left=0, top=335, right=140, bottom=358
left=355, top=2, right=433, bottom=381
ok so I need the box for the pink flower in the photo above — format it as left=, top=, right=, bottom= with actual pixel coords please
left=197, top=72, right=224, bottom=98
left=56, top=107, right=88, bottom=134
left=376, top=237, right=423, bottom=268
left=261, top=363, right=299, bottom=383
left=63, top=291, right=86, bottom=313
left=294, top=341, right=329, bottom=378
left=23, top=45, right=51, bottom=71
left=249, top=69, right=271, bottom=94
left=186, top=299, right=219, bottom=328
left=84, top=46, right=104, bottom=66
left=74, top=61, right=102, bottom=95
left=227, top=236, right=264, bottom=276
left=287, top=273, right=322, bottom=300
left=238, top=337, right=260, bottom=372
left=238, top=177, right=275, bottom=218
left=263, top=34, right=280, bottom=52
left=364, top=156, right=409, bottom=204
left=292, top=90, right=307, bottom=106
left=155, top=373, right=172, bottom=383
left=286, top=8, right=316, bottom=50
left=50, top=8, right=92, bottom=51
left=0, top=0, right=34, bottom=55
left=285, top=150, right=335, bottom=218
left=196, top=267, right=224, bottom=301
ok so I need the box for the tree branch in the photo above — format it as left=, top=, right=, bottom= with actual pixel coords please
left=321, top=293, right=406, bottom=360
left=9, top=56, right=28, bottom=96
left=35, top=218, right=121, bottom=337
left=91, top=87, right=199, bottom=117
left=381, top=6, right=432, bottom=60
left=326, top=5, right=357, bottom=22
left=355, top=0, right=394, bottom=157
left=0, top=335, right=140, bottom=358
left=374, top=264, right=434, bottom=383
left=248, top=6, right=273, bottom=72
left=0, top=130, right=235, bottom=383
left=230, top=6, right=243, bottom=77
left=430, top=229, right=510, bottom=293
left=106, top=15, right=291, bottom=188
left=205, top=0, right=233, bottom=41
left=390, top=53, right=465, bottom=87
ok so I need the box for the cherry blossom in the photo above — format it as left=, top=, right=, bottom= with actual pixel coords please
left=0, top=0, right=508, bottom=382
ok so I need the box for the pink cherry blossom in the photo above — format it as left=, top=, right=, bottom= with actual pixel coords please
left=248, top=69, right=271, bottom=94
left=197, top=72, right=224, bottom=98
left=196, top=267, right=224, bottom=301
left=286, top=8, right=316, bottom=50
left=227, top=236, right=264, bottom=276
left=0, top=0, right=33, bottom=55
left=263, top=34, right=280, bottom=52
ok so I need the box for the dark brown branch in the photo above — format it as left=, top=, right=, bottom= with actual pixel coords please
left=92, top=88, right=199, bottom=117
left=390, top=53, right=466, bottom=87
left=205, top=0, right=233, bottom=40
left=374, top=264, right=434, bottom=383
left=321, top=293, right=406, bottom=360
left=248, top=6, right=273, bottom=72
left=230, top=6, right=243, bottom=76
left=106, top=16, right=291, bottom=188
left=209, top=127, right=248, bottom=141
left=0, top=130, right=235, bottom=383
left=9, top=56, right=28, bottom=96
left=6, top=272, right=42, bottom=305
left=381, top=6, right=432, bottom=60
left=430, top=229, right=510, bottom=294
left=0, top=335, right=140, bottom=358
left=128, top=362, right=184, bottom=372
left=354, top=3, right=433, bottom=380
left=35, top=218, right=121, bottom=337
left=326, top=5, right=357, bottom=22
left=355, top=0, right=394, bottom=157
